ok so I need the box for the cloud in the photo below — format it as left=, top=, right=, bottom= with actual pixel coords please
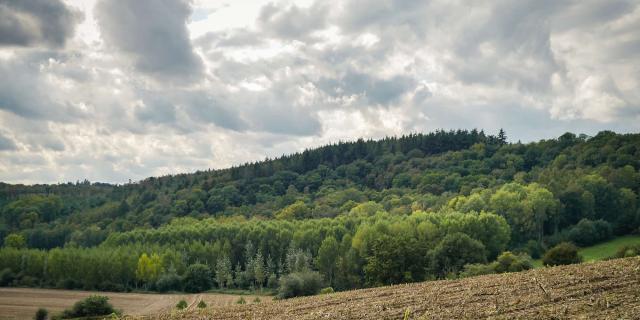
left=0, top=131, right=16, bottom=151
left=258, top=2, right=329, bottom=40
left=95, top=0, right=203, bottom=81
left=0, top=0, right=82, bottom=48
left=0, top=0, right=639, bottom=184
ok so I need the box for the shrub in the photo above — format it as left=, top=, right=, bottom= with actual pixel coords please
left=277, top=271, right=324, bottom=299
left=460, top=251, right=533, bottom=278
left=542, top=242, right=582, bottom=266
left=0, top=268, right=15, bottom=286
left=183, top=263, right=213, bottom=293
left=197, top=300, right=207, bottom=309
left=494, top=251, right=533, bottom=273
left=34, top=308, right=48, bottom=320
left=155, top=273, right=182, bottom=292
left=236, top=297, right=246, bottom=304
left=319, top=287, right=334, bottom=295
left=175, top=300, right=187, bottom=310
left=612, top=244, right=640, bottom=258
left=567, top=219, right=613, bottom=246
left=60, top=295, right=118, bottom=319
left=253, top=297, right=261, bottom=303
left=459, top=263, right=496, bottom=278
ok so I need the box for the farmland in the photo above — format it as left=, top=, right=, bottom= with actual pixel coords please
left=147, top=257, right=640, bottom=320
left=0, top=288, right=269, bottom=320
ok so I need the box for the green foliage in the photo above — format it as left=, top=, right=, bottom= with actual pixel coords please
left=34, top=308, right=48, bottom=320
left=155, top=271, right=182, bottom=293
left=175, top=300, right=187, bottom=310
left=0, top=130, right=639, bottom=294
left=319, top=287, right=334, bottom=294
left=60, top=295, right=117, bottom=319
left=542, top=242, right=582, bottom=266
left=429, top=233, right=487, bottom=277
left=197, top=300, right=207, bottom=309
left=253, top=297, right=261, bottom=303
left=183, top=263, right=213, bottom=293
left=613, top=244, right=640, bottom=258
left=567, top=219, right=613, bottom=246
left=236, top=297, right=246, bottom=304
left=4, top=233, right=26, bottom=249
left=277, top=270, right=324, bottom=299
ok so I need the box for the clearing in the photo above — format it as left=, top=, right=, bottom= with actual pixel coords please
left=0, top=288, right=270, bottom=320
left=146, top=257, right=640, bottom=320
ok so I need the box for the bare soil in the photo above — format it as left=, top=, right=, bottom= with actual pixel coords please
left=147, top=257, right=640, bottom=320
left=0, top=288, right=269, bottom=320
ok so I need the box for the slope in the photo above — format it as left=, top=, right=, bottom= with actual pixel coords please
left=151, top=257, right=640, bottom=320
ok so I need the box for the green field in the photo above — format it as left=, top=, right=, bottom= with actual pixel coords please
left=533, top=235, right=640, bottom=267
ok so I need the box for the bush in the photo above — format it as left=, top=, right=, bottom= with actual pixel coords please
left=253, top=297, right=261, bottom=303
left=319, top=287, right=334, bottom=295
left=57, top=278, right=81, bottom=290
left=175, top=300, right=187, bottom=310
left=542, top=242, right=582, bottom=266
left=612, top=244, right=640, bottom=258
left=60, top=295, right=118, bottom=319
left=0, top=268, right=15, bottom=286
left=459, top=263, right=496, bottom=278
left=567, top=219, right=613, bottom=246
left=34, top=308, right=48, bottom=320
left=236, top=297, right=246, bottom=304
left=197, top=300, right=207, bottom=309
left=494, top=251, right=533, bottom=273
left=183, top=263, right=213, bottom=293
left=155, top=273, right=182, bottom=293
left=277, top=271, right=324, bottom=299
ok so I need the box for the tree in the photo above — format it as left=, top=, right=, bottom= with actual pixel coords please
left=4, top=233, right=26, bottom=249
left=429, top=233, right=487, bottom=277
left=183, top=263, right=213, bottom=293
left=497, top=129, right=507, bottom=144
left=254, top=250, right=266, bottom=289
left=135, top=253, right=162, bottom=287
left=215, top=255, right=232, bottom=289
left=316, top=236, right=339, bottom=286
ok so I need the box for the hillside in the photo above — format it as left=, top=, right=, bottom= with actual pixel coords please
left=1, top=130, right=639, bottom=297
left=152, top=257, right=640, bottom=320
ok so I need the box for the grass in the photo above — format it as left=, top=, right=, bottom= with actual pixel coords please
left=579, top=235, right=640, bottom=262
left=533, top=234, right=640, bottom=267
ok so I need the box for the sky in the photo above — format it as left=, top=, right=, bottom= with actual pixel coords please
left=0, top=0, right=639, bottom=184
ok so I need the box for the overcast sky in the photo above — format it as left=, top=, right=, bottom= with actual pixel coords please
left=0, top=0, right=639, bottom=184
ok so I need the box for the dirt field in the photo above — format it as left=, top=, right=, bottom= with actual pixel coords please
left=148, top=257, right=640, bottom=320
left=0, top=288, right=270, bottom=320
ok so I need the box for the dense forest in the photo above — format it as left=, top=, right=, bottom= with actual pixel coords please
left=1, top=130, right=639, bottom=295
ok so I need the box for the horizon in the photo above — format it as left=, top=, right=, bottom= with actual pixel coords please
left=0, top=128, right=627, bottom=186
left=1, top=0, right=639, bottom=184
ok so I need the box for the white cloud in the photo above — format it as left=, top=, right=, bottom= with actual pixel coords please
left=0, top=0, right=638, bottom=184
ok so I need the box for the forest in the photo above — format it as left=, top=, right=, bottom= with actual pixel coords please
left=0, top=130, right=639, bottom=296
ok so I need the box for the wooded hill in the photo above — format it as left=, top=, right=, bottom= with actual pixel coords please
left=0, top=130, right=639, bottom=294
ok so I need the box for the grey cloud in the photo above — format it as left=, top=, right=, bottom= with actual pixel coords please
left=317, top=72, right=415, bottom=107
left=95, top=0, right=203, bottom=81
left=0, top=132, right=16, bottom=151
left=196, top=29, right=265, bottom=50
left=258, top=2, right=328, bottom=39
left=0, top=54, right=81, bottom=121
left=0, top=0, right=82, bottom=48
